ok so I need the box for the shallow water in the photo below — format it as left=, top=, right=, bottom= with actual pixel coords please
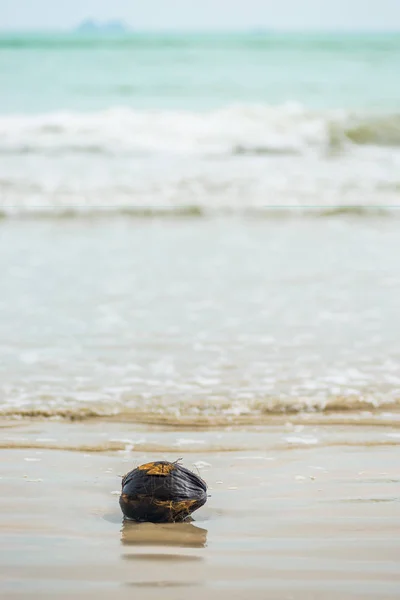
left=1, top=216, right=400, bottom=421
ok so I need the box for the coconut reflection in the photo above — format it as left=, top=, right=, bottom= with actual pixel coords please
left=121, top=520, right=208, bottom=548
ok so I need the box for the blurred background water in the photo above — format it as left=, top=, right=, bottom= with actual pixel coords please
left=1, top=32, right=400, bottom=214
left=1, top=32, right=399, bottom=421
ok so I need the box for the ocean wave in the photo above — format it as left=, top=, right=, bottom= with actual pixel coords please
left=0, top=205, right=396, bottom=220
left=2, top=104, right=400, bottom=218
left=344, top=115, right=400, bottom=146
left=1, top=105, right=400, bottom=157
left=1, top=394, right=400, bottom=424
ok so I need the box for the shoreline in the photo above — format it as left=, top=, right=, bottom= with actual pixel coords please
left=1, top=408, right=400, bottom=428
left=1, top=419, right=400, bottom=453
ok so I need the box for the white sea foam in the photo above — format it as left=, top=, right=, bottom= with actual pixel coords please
left=1, top=104, right=400, bottom=216
left=1, top=104, right=400, bottom=157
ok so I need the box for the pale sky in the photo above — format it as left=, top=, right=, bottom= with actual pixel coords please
left=1, top=0, right=400, bottom=31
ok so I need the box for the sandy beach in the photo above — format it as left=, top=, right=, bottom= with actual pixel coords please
left=1, top=419, right=399, bottom=599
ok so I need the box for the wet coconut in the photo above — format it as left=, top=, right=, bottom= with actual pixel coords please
left=119, top=461, right=207, bottom=523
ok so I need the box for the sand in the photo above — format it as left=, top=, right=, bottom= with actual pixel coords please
left=1, top=420, right=400, bottom=600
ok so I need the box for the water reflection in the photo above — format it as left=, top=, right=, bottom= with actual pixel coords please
left=121, top=520, right=208, bottom=549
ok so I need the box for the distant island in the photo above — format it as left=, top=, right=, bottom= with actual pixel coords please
left=74, top=19, right=130, bottom=35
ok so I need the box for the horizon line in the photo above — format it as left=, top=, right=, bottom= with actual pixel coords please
left=1, top=27, right=400, bottom=34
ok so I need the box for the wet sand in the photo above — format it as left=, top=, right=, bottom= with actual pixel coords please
left=1, top=421, right=400, bottom=599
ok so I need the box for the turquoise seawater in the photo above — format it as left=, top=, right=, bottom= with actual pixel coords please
left=1, top=32, right=400, bottom=113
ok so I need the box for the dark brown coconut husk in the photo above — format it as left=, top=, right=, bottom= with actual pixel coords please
left=119, top=460, right=207, bottom=523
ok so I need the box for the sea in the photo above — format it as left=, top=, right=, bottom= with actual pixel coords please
left=1, top=32, right=400, bottom=424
